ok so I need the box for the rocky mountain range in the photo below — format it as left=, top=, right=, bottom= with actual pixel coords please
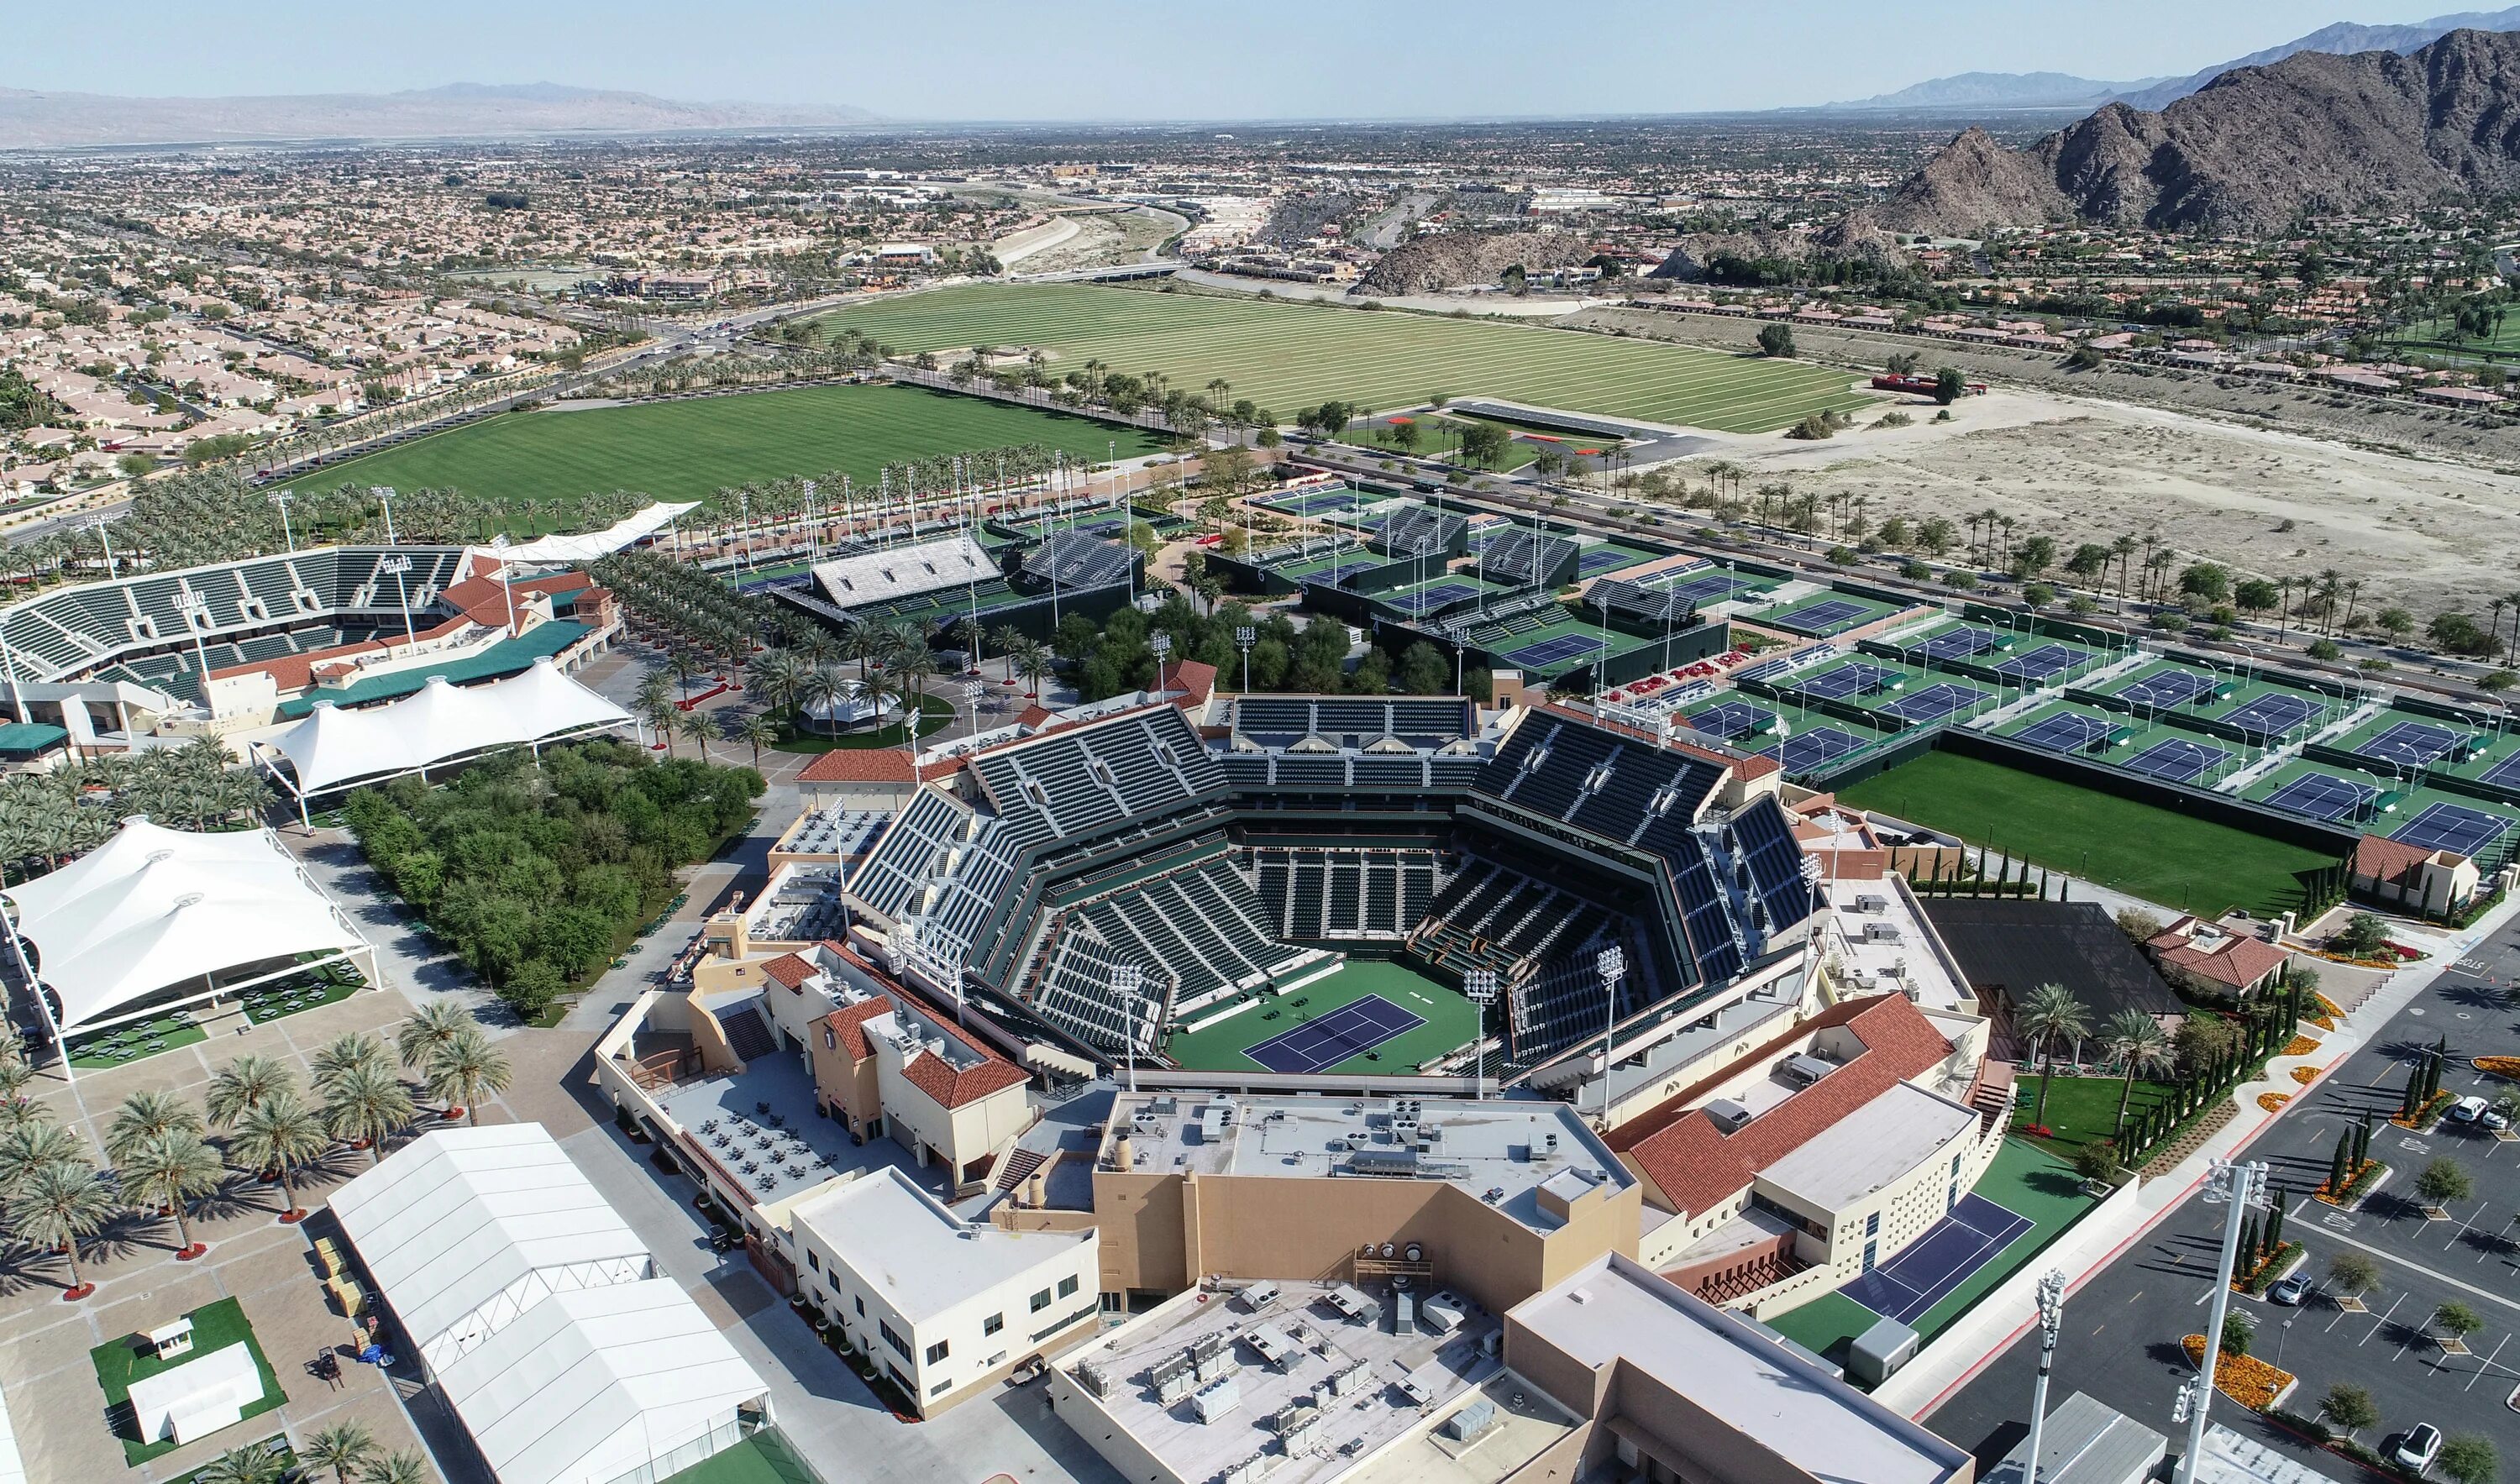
left=1357, top=231, right=1591, bottom=295
left=0, top=81, right=873, bottom=149
left=1846, top=27, right=2520, bottom=238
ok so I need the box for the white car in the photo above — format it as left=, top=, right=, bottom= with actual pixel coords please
left=2395, top=1423, right=2444, bottom=1472
left=2448, top=1095, right=2490, bottom=1126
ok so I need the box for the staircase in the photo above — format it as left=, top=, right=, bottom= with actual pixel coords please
left=1968, top=1062, right=2019, bottom=1137
left=994, top=1146, right=1049, bottom=1195
left=722, top=1004, right=778, bottom=1065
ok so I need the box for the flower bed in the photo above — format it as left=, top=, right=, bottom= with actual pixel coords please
left=2477, top=1054, right=2520, bottom=1080
left=2315, top=1158, right=2387, bottom=1207
left=2182, top=1335, right=2297, bottom=1410
left=2393, top=1089, right=2456, bottom=1130
left=2281, top=1036, right=2320, bottom=1057
left=2238, top=1240, right=2305, bottom=1297
left=2314, top=994, right=2345, bottom=1019
left=2258, top=1092, right=2292, bottom=1112
left=2291, top=1065, right=2319, bottom=1087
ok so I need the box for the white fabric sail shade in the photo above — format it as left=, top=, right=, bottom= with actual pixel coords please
left=496, top=501, right=698, bottom=565
left=263, top=658, right=634, bottom=800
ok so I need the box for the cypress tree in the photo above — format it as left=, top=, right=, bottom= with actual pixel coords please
left=2355, top=1114, right=2372, bottom=1170
left=2265, top=1189, right=2285, bottom=1252
left=2403, top=1060, right=2424, bottom=1119
left=2330, top=1128, right=2353, bottom=1193
left=2238, top=1213, right=2261, bottom=1274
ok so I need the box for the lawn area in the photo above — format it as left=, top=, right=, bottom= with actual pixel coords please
left=1166, top=958, right=1480, bottom=1075
left=764, top=692, right=953, bottom=754
left=314, top=381, right=1168, bottom=508
left=660, top=1430, right=818, bottom=1484
left=90, top=1298, right=286, bottom=1466
left=816, top=283, right=1874, bottom=434
left=70, top=1014, right=207, bottom=1070
left=2015, top=1072, right=2177, bottom=1153
left=1762, top=1140, right=2100, bottom=1370
left=1339, top=414, right=1543, bottom=472
left=1837, top=750, right=2338, bottom=916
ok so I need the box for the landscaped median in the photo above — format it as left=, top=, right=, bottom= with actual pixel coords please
left=2182, top=1334, right=2297, bottom=1411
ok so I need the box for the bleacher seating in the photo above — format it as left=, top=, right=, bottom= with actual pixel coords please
left=1508, top=932, right=1641, bottom=1060
left=1031, top=931, right=1163, bottom=1052
left=969, top=705, right=1224, bottom=844
left=1726, top=796, right=1817, bottom=938
left=1018, top=530, right=1135, bottom=590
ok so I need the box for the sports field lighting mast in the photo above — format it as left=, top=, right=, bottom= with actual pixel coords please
left=1113, top=965, right=1145, bottom=1094
left=961, top=678, right=984, bottom=747
left=269, top=490, right=297, bottom=554
left=378, top=554, right=417, bottom=648
left=371, top=487, right=400, bottom=545
left=1464, top=968, right=1498, bottom=1100
left=2023, top=1270, right=2068, bottom=1483
left=1595, top=945, right=1625, bottom=1126
left=2172, top=1159, right=2270, bottom=1484
left=1798, top=855, right=1824, bottom=999
left=1150, top=632, right=1173, bottom=690
left=174, top=590, right=219, bottom=721
left=1235, top=627, right=1256, bottom=695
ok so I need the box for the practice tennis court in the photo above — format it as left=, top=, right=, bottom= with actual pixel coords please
left=1911, top=627, right=2002, bottom=663
left=2116, top=669, right=2218, bottom=708
left=1840, top=1193, right=2034, bottom=1326
left=2122, top=737, right=2232, bottom=783
left=1660, top=572, right=1761, bottom=606
left=1880, top=683, right=1990, bottom=725
left=2011, top=712, right=2117, bottom=753
left=2260, top=772, right=2381, bottom=822
left=1578, top=546, right=1650, bottom=577
left=1242, top=995, right=1426, bottom=1074
left=2393, top=801, right=2512, bottom=858
left=2358, top=721, right=2464, bottom=769
left=1685, top=700, right=1777, bottom=740
left=1505, top=633, right=1607, bottom=668
left=2481, top=750, right=2520, bottom=789
left=1991, top=645, right=2078, bottom=684
left=1766, top=727, right=1871, bottom=773
left=1766, top=598, right=1875, bottom=637
left=1383, top=581, right=1484, bottom=615
left=1263, top=489, right=1362, bottom=515
left=1795, top=662, right=1903, bottom=701
left=2222, top=693, right=2323, bottom=736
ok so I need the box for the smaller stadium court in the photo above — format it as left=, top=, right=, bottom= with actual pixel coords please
left=1163, top=959, right=1480, bottom=1077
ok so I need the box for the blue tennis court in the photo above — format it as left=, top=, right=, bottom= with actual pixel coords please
left=1384, top=581, right=1483, bottom=614
left=1578, top=547, right=1642, bottom=576
left=2481, top=750, right=2520, bottom=789
left=1912, top=627, right=2001, bottom=663
left=1661, top=572, right=1759, bottom=606
left=2012, top=712, right=2116, bottom=752
left=2222, top=693, right=2323, bottom=736
left=2117, top=669, right=2218, bottom=708
left=1991, top=644, right=2078, bottom=683
left=1506, top=633, right=1607, bottom=668
left=2359, top=721, right=2464, bottom=769
left=1769, top=598, right=1873, bottom=636
left=1686, top=701, right=1777, bottom=740
left=1242, top=995, right=1426, bottom=1074
left=1765, top=727, right=1870, bottom=773
left=1880, top=683, right=1989, bottom=724
left=1264, top=489, right=1360, bottom=514
left=1796, top=662, right=1903, bottom=700
left=2393, top=801, right=2512, bottom=858
left=2261, top=772, right=2381, bottom=822
left=2122, top=737, right=2232, bottom=782
left=1840, top=1193, right=2034, bottom=1326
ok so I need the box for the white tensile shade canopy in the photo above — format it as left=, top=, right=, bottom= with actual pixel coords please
left=332, top=1125, right=772, bottom=1484
left=260, top=658, right=636, bottom=809
left=495, top=501, right=699, bottom=565
left=2, top=817, right=370, bottom=1037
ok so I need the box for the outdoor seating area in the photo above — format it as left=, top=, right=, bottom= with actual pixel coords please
left=239, top=962, right=366, bottom=1025
left=67, top=1011, right=205, bottom=1069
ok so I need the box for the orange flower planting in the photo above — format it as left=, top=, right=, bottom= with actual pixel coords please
left=2257, top=1093, right=2291, bottom=1112
left=2281, top=1036, right=2319, bottom=1057
left=2478, top=1055, right=2520, bottom=1079
left=2291, top=1066, right=2318, bottom=1086
left=2181, top=1335, right=2296, bottom=1410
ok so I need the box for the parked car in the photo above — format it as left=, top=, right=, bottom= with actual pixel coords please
left=2448, top=1095, right=2488, bottom=1126
left=2267, top=1273, right=2310, bottom=1306
left=2395, top=1423, right=2444, bottom=1472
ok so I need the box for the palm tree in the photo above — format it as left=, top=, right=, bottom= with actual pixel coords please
left=308, top=1031, right=390, bottom=1097
left=2016, top=983, right=2092, bottom=1129
left=0, top=1120, right=84, bottom=1200
left=676, top=705, right=722, bottom=760
left=303, top=1422, right=378, bottom=1484
left=395, top=999, right=472, bottom=1075
left=103, top=1088, right=204, bottom=1167
left=1015, top=639, right=1054, bottom=700
left=207, top=1054, right=294, bottom=1130
left=639, top=695, right=679, bottom=754
left=426, top=1029, right=513, bottom=1127
left=228, top=1090, right=328, bottom=1221
left=10, top=1160, right=115, bottom=1298
left=731, top=711, right=780, bottom=767
left=361, top=1451, right=432, bottom=1484
left=118, top=1130, right=224, bottom=1259
left=194, top=1441, right=294, bottom=1484
left=322, top=1063, right=415, bottom=1166
left=2103, top=1009, right=2176, bottom=1136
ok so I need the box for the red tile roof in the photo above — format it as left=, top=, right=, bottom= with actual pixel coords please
left=1160, top=659, right=1217, bottom=707
left=2355, top=832, right=2449, bottom=881
left=822, top=998, right=892, bottom=1061
left=2145, top=919, right=2292, bottom=989
left=805, top=941, right=1029, bottom=1109
left=1616, top=994, right=1956, bottom=1219
left=760, top=952, right=817, bottom=989
left=901, top=1048, right=1031, bottom=1109
left=796, top=749, right=917, bottom=784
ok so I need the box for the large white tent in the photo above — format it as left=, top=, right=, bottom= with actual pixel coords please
left=258, top=658, right=636, bottom=815
left=2, top=816, right=371, bottom=1041
left=496, top=501, right=699, bottom=566
left=332, top=1125, right=772, bottom=1484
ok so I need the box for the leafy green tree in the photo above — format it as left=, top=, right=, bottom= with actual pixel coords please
left=2440, top=1435, right=2496, bottom=1484
left=1756, top=323, right=1795, bottom=358
left=2318, top=1382, right=2377, bottom=1441
left=1933, top=367, right=1966, bottom=404
left=2418, top=1157, right=2475, bottom=1208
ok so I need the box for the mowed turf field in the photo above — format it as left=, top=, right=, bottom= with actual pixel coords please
left=816, top=284, right=1873, bottom=433
left=1836, top=751, right=2338, bottom=916
left=312, top=382, right=1168, bottom=505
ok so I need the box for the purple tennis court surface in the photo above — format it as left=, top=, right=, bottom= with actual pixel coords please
left=1243, top=994, right=1425, bottom=1074
left=1840, top=1193, right=2034, bottom=1326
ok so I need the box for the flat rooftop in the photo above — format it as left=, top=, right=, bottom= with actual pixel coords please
left=1824, top=876, right=1971, bottom=1011
left=658, top=1040, right=932, bottom=1209
left=1510, top=1255, right=1971, bottom=1484
left=1100, top=1092, right=1630, bottom=1234
left=791, top=1166, right=1090, bottom=1325
left=1759, top=1081, right=1974, bottom=1214
left=1060, top=1280, right=1502, bottom=1484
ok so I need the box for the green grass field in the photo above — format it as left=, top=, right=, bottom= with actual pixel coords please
left=1837, top=751, right=2336, bottom=916
left=310, top=382, right=1168, bottom=506
left=91, top=1298, right=285, bottom=1465
left=816, top=284, right=1873, bottom=433
left=1339, top=414, right=1544, bottom=471
left=1165, top=959, right=1479, bottom=1075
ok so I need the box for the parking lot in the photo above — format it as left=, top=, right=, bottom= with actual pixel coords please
left=1929, top=919, right=2520, bottom=1476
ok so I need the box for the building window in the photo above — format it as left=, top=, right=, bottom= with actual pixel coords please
left=806, top=1251, right=820, bottom=1272
left=1864, top=1212, right=1879, bottom=1238
left=1058, top=1275, right=1080, bottom=1299
left=1031, top=1288, right=1053, bottom=1314
left=1862, top=1240, right=1878, bottom=1272
left=855, top=1297, right=865, bottom=1316
left=1951, top=1153, right=1964, bottom=1177
left=930, top=1377, right=953, bottom=1397
left=926, top=1340, right=951, bottom=1365
left=823, top=1028, right=836, bottom=1050
left=984, top=1314, right=1004, bottom=1336
left=880, top=1320, right=911, bottom=1360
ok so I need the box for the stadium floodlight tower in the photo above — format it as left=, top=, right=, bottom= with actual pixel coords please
left=961, top=679, right=984, bottom=744
left=2172, top=1159, right=2271, bottom=1484
left=1150, top=632, right=1172, bottom=686
left=1112, top=964, right=1146, bottom=1093
left=269, top=490, right=297, bottom=554
left=370, top=486, right=400, bottom=544
left=376, top=553, right=418, bottom=648
left=1463, top=968, right=1499, bottom=1100
left=1594, top=945, right=1625, bottom=1125
left=1797, top=855, right=1824, bottom=998
left=2022, top=1270, right=2068, bottom=1483
left=173, top=590, right=219, bottom=722
left=1235, top=627, right=1256, bottom=695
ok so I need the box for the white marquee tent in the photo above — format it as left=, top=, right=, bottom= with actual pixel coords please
left=2, top=817, right=373, bottom=1046
left=332, top=1125, right=772, bottom=1484
left=496, top=501, right=699, bottom=566
left=258, top=658, right=636, bottom=817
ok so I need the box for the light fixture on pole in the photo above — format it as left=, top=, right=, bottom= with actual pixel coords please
left=1463, top=967, right=1498, bottom=1099
left=1150, top=632, right=1172, bottom=689
left=1594, top=945, right=1625, bottom=1125
left=1798, top=855, right=1824, bottom=999
left=174, top=590, right=219, bottom=721
left=377, top=554, right=417, bottom=648
left=1112, top=964, right=1144, bottom=1094
left=269, top=490, right=297, bottom=554
left=1235, top=626, right=1256, bottom=694
left=2175, top=1159, right=2269, bottom=1484
left=2022, top=1270, right=2067, bottom=1484
left=371, top=486, right=399, bottom=544
left=961, top=679, right=984, bottom=742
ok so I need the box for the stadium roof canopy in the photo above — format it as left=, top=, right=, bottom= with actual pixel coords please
left=258, top=658, right=635, bottom=807
left=331, top=1124, right=772, bottom=1484
left=814, top=533, right=996, bottom=612
left=499, top=501, right=700, bottom=565
left=3, top=817, right=370, bottom=1036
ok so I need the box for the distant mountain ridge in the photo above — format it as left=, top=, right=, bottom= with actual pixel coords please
left=1821, top=5, right=2520, bottom=113
left=0, top=81, right=874, bottom=148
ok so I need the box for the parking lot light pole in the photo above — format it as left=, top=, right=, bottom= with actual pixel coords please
left=2176, top=1159, right=2268, bottom=1484
left=2024, top=1270, right=2067, bottom=1483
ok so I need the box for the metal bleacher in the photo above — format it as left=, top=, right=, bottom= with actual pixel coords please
left=1245, top=847, right=1440, bottom=941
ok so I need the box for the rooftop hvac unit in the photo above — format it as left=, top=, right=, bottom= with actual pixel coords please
left=1447, top=1398, right=1500, bottom=1442
left=1148, top=1353, right=1190, bottom=1387
left=1854, top=894, right=1889, bottom=914
left=1223, top=1453, right=1272, bottom=1484
left=1157, top=1368, right=1197, bottom=1403
left=1191, top=1331, right=1231, bottom=1363
left=1782, top=1054, right=1836, bottom=1087
left=1863, top=922, right=1903, bottom=943
left=1403, top=1242, right=1424, bottom=1264
left=1241, top=1281, right=1280, bottom=1312
left=1268, top=1402, right=1314, bottom=1436
left=1076, top=1362, right=1110, bottom=1400
left=1191, top=1374, right=1242, bottom=1424
left=1705, top=1099, right=1753, bottom=1131
left=1322, top=1361, right=1371, bottom=1399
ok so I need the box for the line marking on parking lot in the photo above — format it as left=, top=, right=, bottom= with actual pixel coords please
left=2471, top=1335, right=2512, bottom=1390
left=2302, top=1208, right=2520, bottom=1319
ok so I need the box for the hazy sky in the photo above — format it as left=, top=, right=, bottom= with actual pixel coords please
left=9, top=2, right=2491, bottom=118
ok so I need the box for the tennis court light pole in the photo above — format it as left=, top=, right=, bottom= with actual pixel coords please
left=2174, top=1159, right=2268, bottom=1484
left=2023, top=1270, right=2068, bottom=1484
left=1464, top=968, right=1498, bottom=1100
left=1114, top=965, right=1145, bottom=1094
left=1236, top=627, right=1255, bottom=695
left=1595, top=946, right=1625, bottom=1126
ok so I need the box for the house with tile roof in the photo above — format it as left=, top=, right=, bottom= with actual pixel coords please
left=2144, top=915, right=2293, bottom=1000
left=2351, top=832, right=2486, bottom=918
